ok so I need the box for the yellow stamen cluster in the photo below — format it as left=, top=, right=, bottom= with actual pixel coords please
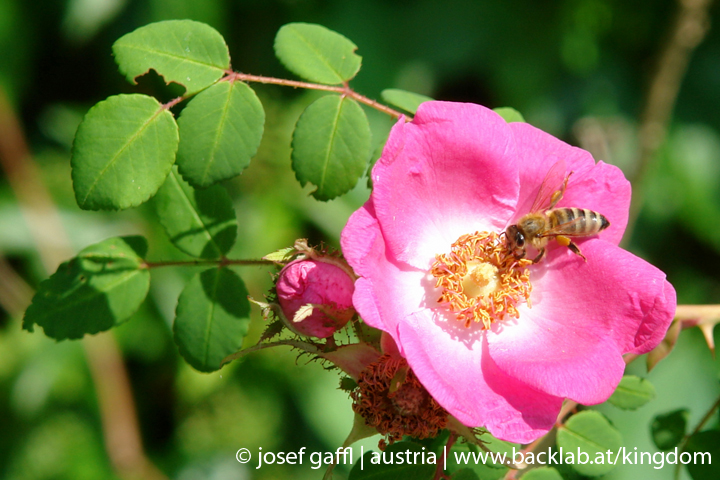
left=430, top=231, right=532, bottom=328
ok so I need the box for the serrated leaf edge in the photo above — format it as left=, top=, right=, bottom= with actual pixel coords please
left=27, top=268, right=148, bottom=335
left=78, top=101, right=171, bottom=208
left=559, top=412, right=620, bottom=452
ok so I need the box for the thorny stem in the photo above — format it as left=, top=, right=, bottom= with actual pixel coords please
left=161, top=71, right=407, bottom=119
left=221, top=339, right=324, bottom=366
left=673, top=394, right=720, bottom=480
left=227, top=72, right=407, bottom=119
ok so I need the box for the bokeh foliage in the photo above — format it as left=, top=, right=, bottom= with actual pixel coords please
left=1, top=0, right=720, bottom=479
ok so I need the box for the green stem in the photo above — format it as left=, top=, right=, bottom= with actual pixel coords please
left=227, top=72, right=407, bottom=119
left=143, top=258, right=275, bottom=269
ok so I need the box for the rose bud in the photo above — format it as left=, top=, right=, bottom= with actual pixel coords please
left=276, top=258, right=355, bottom=338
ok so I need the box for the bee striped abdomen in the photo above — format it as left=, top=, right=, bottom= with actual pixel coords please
left=548, top=208, right=610, bottom=235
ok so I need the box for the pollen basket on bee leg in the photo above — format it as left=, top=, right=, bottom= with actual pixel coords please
left=430, top=231, right=533, bottom=329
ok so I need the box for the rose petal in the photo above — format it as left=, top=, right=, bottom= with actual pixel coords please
left=399, top=312, right=564, bottom=443
left=488, top=239, right=675, bottom=404
left=340, top=200, right=379, bottom=278
left=372, top=102, right=519, bottom=269
left=508, top=122, right=630, bottom=246
left=346, top=209, right=564, bottom=442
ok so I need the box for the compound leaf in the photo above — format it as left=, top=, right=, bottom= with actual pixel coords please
left=291, top=95, right=371, bottom=201
left=154, top=167, right=237, bottom=258
left=113, top=20, right=230, bottom=95
left=274, top=23, right=361, bottom=84
left=174, top=268, right=250, bottom=372
left=176, top=80, right=264, bottom=187
left=72, top=94, right=178, bottom=210
left=23, top=236, right=150, bottom=340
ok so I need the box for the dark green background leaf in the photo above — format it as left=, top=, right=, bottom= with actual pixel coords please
left=176, top=80, right=265, bottom=187
left=556, top=410, right=622, bottom=476
left=349, top=441, right=435, bottom=480
left=71, top=94, right=179, bottom=211
left=685, top=430, right=720, bottom=479
left=274, top=23, right=362, bottom=84
left=291, top=94, right=371, bottom=201
left=381, top=88, right=433, bottom=115
left=23, top=237, right=150, bottom=340
left=608, top=375, right=657, bottom=410
left=651, top=409, right=689, bottom=451
left=112, top=20, right=230, bottom=95
left=153, top=167, right=237, bottom=258
left=174, top=267, right=250, bottom=372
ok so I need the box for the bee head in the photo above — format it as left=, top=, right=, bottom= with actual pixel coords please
left=505, top=224, right=526, bottom=259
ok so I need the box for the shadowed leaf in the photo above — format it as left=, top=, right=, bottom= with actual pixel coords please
left=23, top=236, right=150, bottom=340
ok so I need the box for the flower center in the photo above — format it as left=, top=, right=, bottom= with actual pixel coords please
left=430, top=231, right=532, bottom=328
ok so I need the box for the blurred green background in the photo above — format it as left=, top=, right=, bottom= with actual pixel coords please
left=1, top=0, right=719, bottom=479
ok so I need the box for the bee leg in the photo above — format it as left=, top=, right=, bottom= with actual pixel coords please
left=531, top=248, right=546, bottom=263
left=557, top=235, right=587, bottom=262
left=548, top=171, right=573, bottom=209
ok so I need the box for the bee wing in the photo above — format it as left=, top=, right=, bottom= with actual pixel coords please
left=530, top=158, right=568, bottom=213
left=538, top=215, right=588, bottom=238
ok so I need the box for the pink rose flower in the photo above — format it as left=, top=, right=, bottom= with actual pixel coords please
left=276, top=258, right=355, bottom=338
left=340, top=101, right=676, bottom=443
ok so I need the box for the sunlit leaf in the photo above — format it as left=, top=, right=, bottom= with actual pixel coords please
left=349, top=441, right=435, bottom=479
left=381, top=88, right=433, bottom=115
left=176, top=80, right=265, bottom=187
left=607, top=375, right=657, bottom=410
left=446, top=442, right=508, bottom=480
left=651, top=409, right=688, bottom=451
left=153, top=167, right=237, bottom=258
left=274, top=23, right=361, bottom=84
left=174, top=267, right=250, bottom=372
left=291, top=95, right=371, bottom=200
left=556, top=410, right=622, bottom=476
left=72, top=94, right=178, bottom=210
left=521, top=467, right=563, bottom=480
left=113, top=19, right=229, bottom=95
left=493, top=107, right=525, bottom=123
left=23, top=237, right=150, bottom=340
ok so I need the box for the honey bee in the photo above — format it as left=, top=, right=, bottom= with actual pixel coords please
left=505, top=159, right=610, bottom=263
